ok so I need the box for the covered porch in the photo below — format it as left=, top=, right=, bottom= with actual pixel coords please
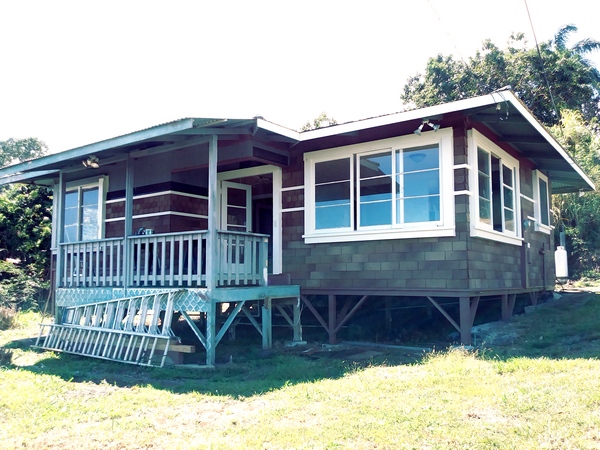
left=0, top=118, right=303, bottom=367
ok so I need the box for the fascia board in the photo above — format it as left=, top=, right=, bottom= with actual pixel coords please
left=256, top=118, right=301, bottom=141
left=0, top=169, right=58, bottom=185
left=0, top=118, right=197, bottom=180
left=298, top=94, right=498, bottom=141
left=500, top=91, right=595, bottom=191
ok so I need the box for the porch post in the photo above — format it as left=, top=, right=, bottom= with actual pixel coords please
left=272, top=166, right=283, bottom=274
left=54, top=171, right=66, bottom=292
left=206, top=135, right=219, bottom=291
left=123, top=154, right=134, bottom=289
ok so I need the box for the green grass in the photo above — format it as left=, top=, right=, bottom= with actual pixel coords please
left=1, top=293, right=600, bottom=449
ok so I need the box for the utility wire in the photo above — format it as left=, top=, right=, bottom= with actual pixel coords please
left=426, top=0, right=468, bottom=67
left=524, top=0, right=561, bottom=123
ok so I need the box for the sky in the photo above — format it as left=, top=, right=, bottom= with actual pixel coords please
left=1, top=0, right=599, bottom=154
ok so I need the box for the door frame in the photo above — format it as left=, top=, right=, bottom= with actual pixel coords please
left=218, top=165, right=283, bottom=274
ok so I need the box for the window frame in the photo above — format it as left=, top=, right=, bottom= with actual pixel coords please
left=304, top=129, right=454, bottom=244
left=533, top=169, right=552, bottom=234
left=468, top=129, right=522, bottom=246
left=62, top=176, right=107, bottom=243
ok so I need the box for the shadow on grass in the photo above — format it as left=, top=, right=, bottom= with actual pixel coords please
left=4, top=291, right=596, bottom=397
left=2, top=334, right=425, bottom=398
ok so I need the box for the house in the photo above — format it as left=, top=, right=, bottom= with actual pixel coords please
left=0, top=89, right=593, bottom=366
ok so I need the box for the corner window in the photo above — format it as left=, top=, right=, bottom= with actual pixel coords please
left=305, top=129, right=454, bottom=243
left=63, top=177, right=107, bottom=242
left=533, top=170, right=551, bottom=233
left=469, top=130, right=521, bottom=245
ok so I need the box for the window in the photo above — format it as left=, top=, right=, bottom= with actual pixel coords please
left=469, top=130, right=521, bottom=245
left=533, top=170, right=551, bottom=233
left=305, top=129, right=454, bottom=243
left=315, top=158, right=352, bottom=230
left=63, top=177, right=106, bottom=242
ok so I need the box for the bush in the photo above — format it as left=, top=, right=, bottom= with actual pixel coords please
left=0, top=259, right=49, bottom=311
left=0, top=306, right=17, bottom=330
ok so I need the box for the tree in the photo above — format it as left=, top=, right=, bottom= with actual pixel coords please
left=0, top=138, right=48, bottom=168
left=0, top=138, right=51, bottom=309
left=401, top=26, right=600, bottom=126
left=301, top=112, right=338, bottom=131
left=551, top=110, right=600, bottom=279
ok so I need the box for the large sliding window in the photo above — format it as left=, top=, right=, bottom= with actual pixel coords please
left=63, top=177, right=106, bottom=242
left=469, top=130, right=521, bottom=245
left=305, top=129, right=454, bottom=243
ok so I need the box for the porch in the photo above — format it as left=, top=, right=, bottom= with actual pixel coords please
left=57, top=229, right=270, bottom=289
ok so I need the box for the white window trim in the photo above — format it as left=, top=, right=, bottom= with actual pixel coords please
left=303, top=129, right=455, bottom=244
left=533, top=169, right=552, bottom=234
left=63, top=175, right=108, bottom=241
left=468, top=129, right=522, bottom=246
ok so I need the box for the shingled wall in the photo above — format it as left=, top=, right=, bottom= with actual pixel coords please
left=281, top=121, right=554, bottom=294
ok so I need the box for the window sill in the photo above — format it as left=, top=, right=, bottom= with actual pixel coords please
left=471, top=226, right=523, bottom=246
left=303, top=226, right=455, bottom=244
left=534, top=223, right=552, bottom=235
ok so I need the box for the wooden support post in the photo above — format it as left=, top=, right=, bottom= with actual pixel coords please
left=293, top=297, right=302, bottom=342
left=529, top=291, right=538, bottom=306
left=206, top=135, right=218, bottom=291
left=501, top=293, right=517, bottom=321
left=384, top=298, right=392, bottom=334
left=470, top=296, right=480, bottom=328
left=262, top=298, right=272, bottom=349
left=55, top=171, right=66, bottom=292
left=459, top=296, right=472, bottom=346
left=328, top=294, right=337, bottom=344
left=205, top=300, right=217, bottom=366
left=124, top=154, right=134, bottom=290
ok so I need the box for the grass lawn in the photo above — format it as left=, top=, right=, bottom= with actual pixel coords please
left=1, top=291, right=600, bottom=449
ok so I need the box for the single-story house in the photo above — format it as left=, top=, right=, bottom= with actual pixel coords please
left=0, top=89, right=593, bottom=366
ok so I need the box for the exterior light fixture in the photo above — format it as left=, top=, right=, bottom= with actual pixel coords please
left=414, top=119, right=440, bottom=135
left=82, top=155, right=100, bottom=169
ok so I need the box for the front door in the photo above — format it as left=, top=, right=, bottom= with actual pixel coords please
left=218, top=166, right=282, bottom=275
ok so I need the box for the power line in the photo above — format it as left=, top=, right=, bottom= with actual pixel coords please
left=426, top=0, right=468, bottom=67
left=524, top=0, right=561, bottom=122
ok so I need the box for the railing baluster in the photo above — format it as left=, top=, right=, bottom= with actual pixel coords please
left=168, top=236, right=174, bottom=286
left=187, top=236, right=193, bottom=286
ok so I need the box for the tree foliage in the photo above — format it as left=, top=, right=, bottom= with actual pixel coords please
left=401, top=26, right=600, bottom=126
left=301, top=112, right=338, bottom=131
left=402, top=25, right=600, bottom=280
left=0, top=138, right=51, bottom=309
left=0, top=138, right=48, bottom=168
left=551, top=111, right=600, bottom=278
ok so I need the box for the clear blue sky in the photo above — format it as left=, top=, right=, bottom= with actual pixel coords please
left=1, top=0, right=598, bottom=153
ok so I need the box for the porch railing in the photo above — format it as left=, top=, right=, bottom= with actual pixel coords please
left=59, top=238, right=125, bottom=288
left=128, top=230, right=207, bottom=288
left=57, top=230, right=269, bottom=289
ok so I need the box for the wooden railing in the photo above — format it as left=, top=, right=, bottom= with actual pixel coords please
left=59, top=238, right=124, bottom=288
left=57, top=230, right=269, bottom=289
left=217, top=231, right=269, bottom=286
left=128, top=230, right=207, bottom=288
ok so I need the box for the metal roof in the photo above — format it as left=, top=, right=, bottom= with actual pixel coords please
left=0, top=90, right=594, bottom=193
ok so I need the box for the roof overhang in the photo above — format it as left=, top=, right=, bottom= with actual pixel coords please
left=298, top=90, right=595, bottom=193
left=0, top=90, right=593, bottom=193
